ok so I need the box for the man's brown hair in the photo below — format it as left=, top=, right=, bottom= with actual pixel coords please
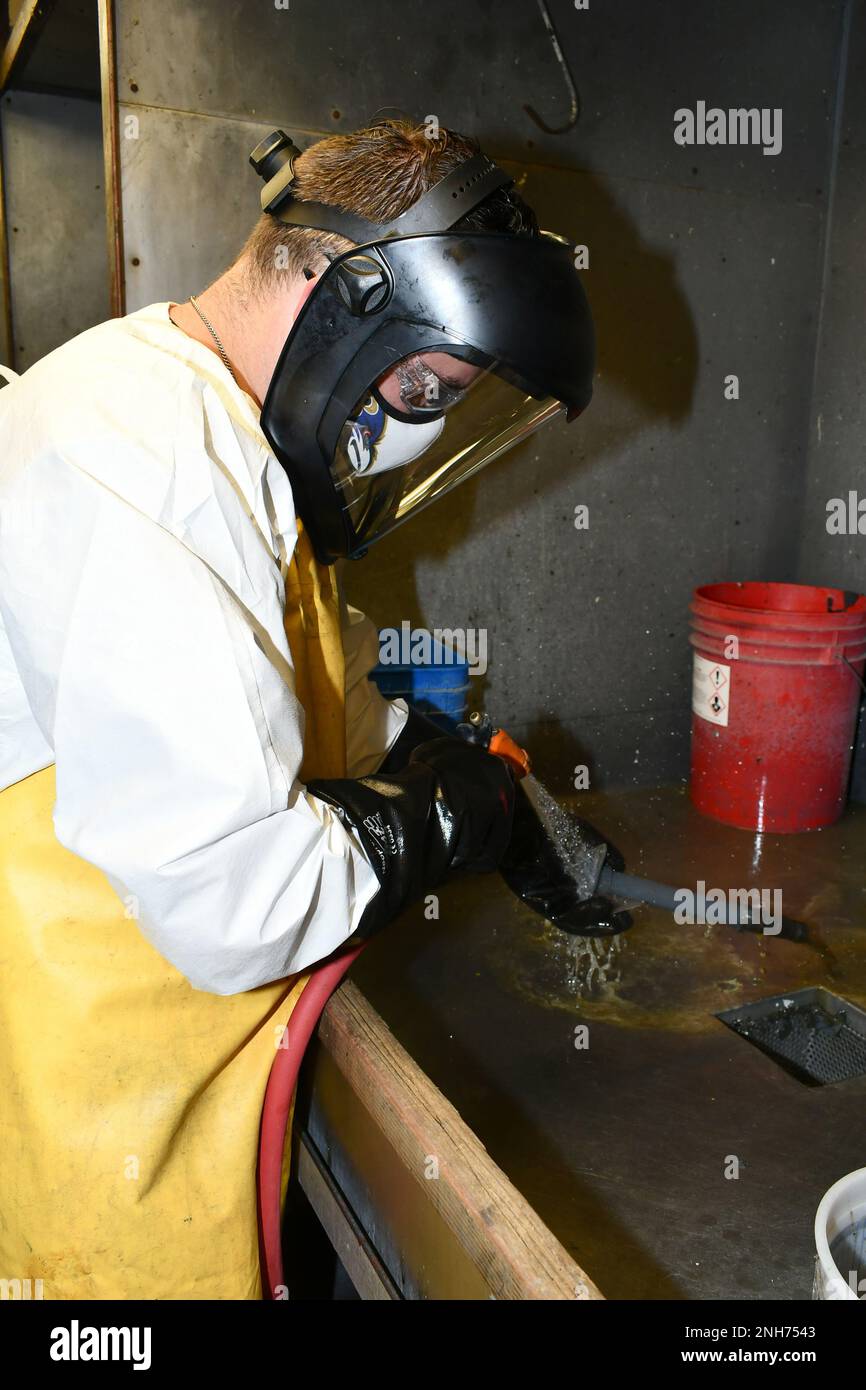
left=239, top=119, right=537, bottom=291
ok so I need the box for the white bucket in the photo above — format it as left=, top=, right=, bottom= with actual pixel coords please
left=813, top=1167, right=866, bottom=1300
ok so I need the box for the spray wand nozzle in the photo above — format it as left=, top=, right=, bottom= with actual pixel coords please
left=457, top=711, right=630, bottom=936
left=456, top=711, right=533, bottom=779
left=458, top=711, right=810, bottom=945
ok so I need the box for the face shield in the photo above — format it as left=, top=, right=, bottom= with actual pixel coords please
left=332, top=352, right=562, bottom=555
left=260, top=231, right=594, bottom=563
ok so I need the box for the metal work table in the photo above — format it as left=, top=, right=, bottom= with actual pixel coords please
left=337, top=785, right=866, bottom=1300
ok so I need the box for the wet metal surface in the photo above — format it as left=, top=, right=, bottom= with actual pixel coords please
left=352, top=785, right=866, bottom=1299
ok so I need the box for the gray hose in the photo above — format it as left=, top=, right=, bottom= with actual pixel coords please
left=598, top=865, right=808, bottom=942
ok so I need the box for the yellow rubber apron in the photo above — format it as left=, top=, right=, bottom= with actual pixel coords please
left=0, top=520, right=346, bottom=1300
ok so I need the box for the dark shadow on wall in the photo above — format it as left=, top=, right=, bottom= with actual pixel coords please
left=344, top=166, right=700, bottom=633
left=505, top=715, right=598, bottom=798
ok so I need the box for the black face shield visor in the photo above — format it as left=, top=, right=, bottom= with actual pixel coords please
left=260, top=231, right=595, bottom=562
left=251, top=131, right=595, bottom=563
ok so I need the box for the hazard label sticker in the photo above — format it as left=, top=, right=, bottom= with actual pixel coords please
left=692, top=653, right=730, bottom=727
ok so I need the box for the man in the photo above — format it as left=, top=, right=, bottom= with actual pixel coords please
left=0, top=120, right=594, bottom=1299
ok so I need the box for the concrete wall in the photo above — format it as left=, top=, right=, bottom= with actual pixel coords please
left=1, top=88, right=108, bottom=370
left=794, top=0, right=866, bottom=799
left=0, top=123, right=10, bottom=367
left=113, top=0, right=852, bottom=792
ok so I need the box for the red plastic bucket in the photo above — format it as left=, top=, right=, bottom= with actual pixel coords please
left=689, top=582, right=866, bottom=832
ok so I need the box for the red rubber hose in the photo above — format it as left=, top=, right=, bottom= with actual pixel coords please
left=257, top=941, right=365, bottom=1299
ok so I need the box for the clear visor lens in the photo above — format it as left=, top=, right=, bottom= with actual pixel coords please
left=375, top=350, right=478, bottom=417
left=332, top=352, right=560, bottom=554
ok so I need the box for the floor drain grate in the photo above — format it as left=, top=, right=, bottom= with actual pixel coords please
left=717, top=988, right=866, bottom=1087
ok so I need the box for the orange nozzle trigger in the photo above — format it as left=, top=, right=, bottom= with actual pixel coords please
left=488, top=729, right=532, bottom=779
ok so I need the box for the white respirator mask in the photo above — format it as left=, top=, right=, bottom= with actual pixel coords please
left=340, top=393, right=446, bottom=478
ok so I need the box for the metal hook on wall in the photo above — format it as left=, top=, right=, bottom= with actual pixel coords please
left=524, top=0, right=582, bottom=136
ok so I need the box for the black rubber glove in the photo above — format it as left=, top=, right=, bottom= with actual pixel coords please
left=499, top=784, right=633, bottom=937
left=308, top=737, right=515, bottom=940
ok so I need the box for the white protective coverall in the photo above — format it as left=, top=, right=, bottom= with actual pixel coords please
left=0, top=304, right=407, bottom=1298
